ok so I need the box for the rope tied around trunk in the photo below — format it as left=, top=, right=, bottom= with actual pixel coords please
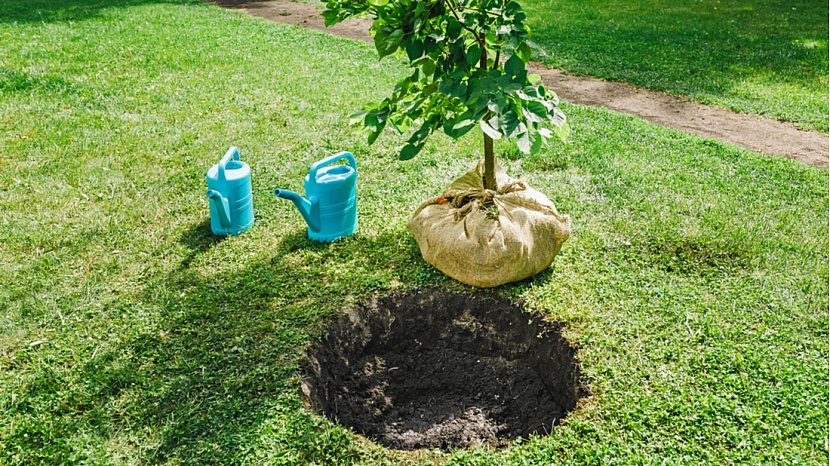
left=440, top=180, right=528, bottom=221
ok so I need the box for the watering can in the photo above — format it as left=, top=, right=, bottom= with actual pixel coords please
left=206, top=147, right=254, bottom=236
left=274, top=151, right=357, bottom=242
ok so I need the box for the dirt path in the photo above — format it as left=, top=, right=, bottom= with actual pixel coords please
left=208, top=0, right=829, bottom=170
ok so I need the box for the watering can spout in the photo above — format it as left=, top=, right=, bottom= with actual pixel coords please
left=275, top=189, right=320, bottom=233
left=206, top=189, right=232, bottom=228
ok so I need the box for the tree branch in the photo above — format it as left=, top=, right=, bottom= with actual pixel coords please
left=444, top=0, right=480, bottom=37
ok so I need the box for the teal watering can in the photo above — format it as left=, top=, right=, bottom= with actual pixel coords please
left=275, top=151, right=357, bottom=242
left=206, top=147, right=254, bottom=236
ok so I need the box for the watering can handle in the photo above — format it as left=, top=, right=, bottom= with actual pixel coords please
left=309, top=152, right=356, bottom=185
left=218, top=147, right=241, bottom=181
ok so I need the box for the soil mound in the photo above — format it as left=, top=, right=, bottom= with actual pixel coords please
left=300, top=288, right=589, bottom=451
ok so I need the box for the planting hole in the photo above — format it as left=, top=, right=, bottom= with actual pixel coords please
left=300, top=288, right=589, bottom=451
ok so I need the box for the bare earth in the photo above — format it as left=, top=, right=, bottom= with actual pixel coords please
left=208, top=0, right=829, bottom=169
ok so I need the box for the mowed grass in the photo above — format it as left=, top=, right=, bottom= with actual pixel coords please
left=522, top=0, right=830, bottom=132
left=0, top=1, right=827, bottom=465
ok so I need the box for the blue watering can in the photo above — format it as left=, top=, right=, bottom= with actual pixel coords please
left=206, top=147, right=254, bottom=236
left=275, top=151, right=357, bottom=242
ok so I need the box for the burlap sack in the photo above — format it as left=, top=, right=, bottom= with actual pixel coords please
left=406, top=160, right=570, bottom=288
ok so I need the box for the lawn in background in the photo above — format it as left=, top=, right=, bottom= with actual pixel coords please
left=523, top=0, right=829, bottom=132
left=1, top=0, right=827, bottom=465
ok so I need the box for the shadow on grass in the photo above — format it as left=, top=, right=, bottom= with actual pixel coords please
left=117, top=228, right=430, bottom=464
left=0, top=0, right=206, bottom=24
left=177, top=217, right=226, bottom=268
left=5, top=219, right=576, bottom=464
left=0, top=69, right=73, bottom=94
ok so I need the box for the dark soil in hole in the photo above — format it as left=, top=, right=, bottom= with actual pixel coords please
left=300, top=288, right=590, bottom=451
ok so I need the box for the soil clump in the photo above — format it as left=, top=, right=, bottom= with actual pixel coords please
left=300, top=288, right=589, bottom=451
left=205, top=0, right=828, bottom=170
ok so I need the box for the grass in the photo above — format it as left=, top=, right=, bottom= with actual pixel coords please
left=0, top=0, right=827, bottom=465
left=521, top=0, right=830, bottom=132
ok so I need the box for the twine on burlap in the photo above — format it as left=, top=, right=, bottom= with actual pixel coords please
left=443, top=180, right=529, bottom=221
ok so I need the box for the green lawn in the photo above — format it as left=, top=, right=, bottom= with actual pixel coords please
left=523, top=0, right=830, bottom=132
left=1, top=1, right=827, bottom=465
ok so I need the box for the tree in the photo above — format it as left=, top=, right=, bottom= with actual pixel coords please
left=323, top=0, right=570, bottom=191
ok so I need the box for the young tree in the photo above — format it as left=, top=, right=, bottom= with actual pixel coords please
left=324, top=0, right=570, bottom=191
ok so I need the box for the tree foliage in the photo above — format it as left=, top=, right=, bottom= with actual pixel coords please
left=324, top=0, right=569, bottom=189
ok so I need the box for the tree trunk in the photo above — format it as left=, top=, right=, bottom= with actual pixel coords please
left=480, top=33, right=497, bottom=191
left=484, top=133, right=496, bottom=191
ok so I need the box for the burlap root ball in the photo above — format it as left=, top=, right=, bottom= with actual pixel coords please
left=406, top=160, right=570, bottom=288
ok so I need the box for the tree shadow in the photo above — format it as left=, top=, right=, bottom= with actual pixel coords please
left=100, top=228, right=435, bottom=463
left=177, top=217, right=226, bottom=268
left=0, top=0, right=207, bottom=24
left=7, top=218, right=566, bottom=463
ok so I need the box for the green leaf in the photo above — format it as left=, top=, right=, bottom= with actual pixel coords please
left=424, top=38, right=439, bottom=54
left=322, top=9, right=340, bottom=27
left=516, top=132, right=531, bottom=154
left=438, top=79, right=455, bottom=96
left=521, top=100, right=548, bottom=123
left=376, top=104, right=390, bottom=124
left=516, top=42, right=532, bottom=63
left=550, top=106, right=567, bottom=127
left=551, top=121, right=570, bottom=143
left=503, top=83, right=522, bottom=93
left=466, top=44, right=482, bottom=66
left=391, top=114, right=411, bottom=133
left=399, top=143, right=424, bottom=160
left=349, top=110, right=368, bottom=126
left=515, top=130, right=541, bottom=154
left=480, top=76, right=498, bottom=93
left=528, top=74, right=542, bottom=84
left=499, top=110, right=520, bottom=138
left=443, top=109, right=476, bottom=139
left=447, top=18, right=462, bottom=39
left=408, top=117, right=434, bottom=144
left=480, top=120, right=502, bottom=140
left=406, top=39, right=424, bottom=62
left=504, top=54, right=524, bottom=79
left=488, top=95, right=506, bottom=113
left=365, top=113, right=380, bottom=132
left=505, top=1, right=521, bottom=17
left=530, top=130, right=542, bottom=153
left=450, top=69, right=467, bottom=80
left=402, top=96, right=425, bottom=115
left=454, top=123, right=476, bottom=138
left=451, top=82, right=468, bottom=99
left=368, top=0, right=389, bottom=6
left=377, top=28, right=404, bottom=58
left=443, top=120, right=458, bottom=138
left=387, top=28, right=405, bottom=48
left=368, top=127, right=383, bottom=144
left=546, top=88, right=559, bottom=106
left=454, top=117, right=475, bottom=130
left=421, top=58, right=436, bottom=77
left=485, top=33, right=503, bottom=47
left=516, top=86, right=539, bottom=101
left=474, top=97, right=489, bottom=114
left=473, top=102, right=489, bottom=119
